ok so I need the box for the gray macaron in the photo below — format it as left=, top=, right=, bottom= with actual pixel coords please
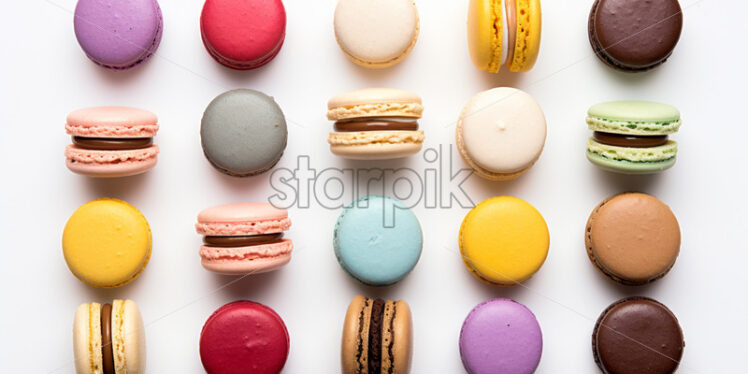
left=201, top=89, right=288, bottom=177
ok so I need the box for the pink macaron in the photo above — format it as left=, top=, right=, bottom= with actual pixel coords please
left=200, top=0, right=287, bottom=70
left=65, top=106, right=160, bottom=178
left=196, top=202, right=293, bottom=274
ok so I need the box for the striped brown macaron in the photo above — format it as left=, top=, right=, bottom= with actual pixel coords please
left=341, top=295, right=413, bottom=374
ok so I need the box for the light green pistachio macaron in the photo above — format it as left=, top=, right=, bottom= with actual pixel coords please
left=586, top=101, right=682, bottom=174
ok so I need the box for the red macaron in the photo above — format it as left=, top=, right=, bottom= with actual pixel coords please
left=200, top=0, right=287, bottom=70
left=200, top=301, right=290, bottom=374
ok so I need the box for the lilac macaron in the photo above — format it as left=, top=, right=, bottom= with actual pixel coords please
left=74, top=0, right=163, bottom=70
left=459, top=299, right=543, bottom=374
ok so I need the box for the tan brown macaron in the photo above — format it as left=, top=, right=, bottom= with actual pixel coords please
left=341, top=295, right=413, bottom=374
left=586, top=192, right=681, bottom=286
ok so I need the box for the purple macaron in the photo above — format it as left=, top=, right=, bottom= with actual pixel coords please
left=74, top=0, right=163, bottom=70
left=459, top=299, right=543, bottom=374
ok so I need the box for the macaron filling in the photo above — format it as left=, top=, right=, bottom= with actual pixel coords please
left=593, top=132, right=668, bottom=148
left=367, top=299, right=384, bottom=374
left=334, top=117, right=419, bottom=132
left=504, top=0, right=517, bottom=68
left=73, top=137, right=154, bottom=151
left=100, top=303, right=115, bottom=374
left=203, top=233, right=285, bottom=247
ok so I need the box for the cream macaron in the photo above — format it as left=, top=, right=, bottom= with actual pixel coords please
left=334, top=0, right=419, bottom=68
left=327, top=88, right=425, bottom=160
left=73, top=300, right=146, bottom=374
left=457, top=87, right=547, bottom=180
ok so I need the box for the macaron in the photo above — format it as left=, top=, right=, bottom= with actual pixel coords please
left=201, top=89, right=288, bottom=177
left=586, top=101, right=682, bottom=174
left=334, top=196, right=422, bottom=286
left=73, top=300, right=146, bottom=374
left=593, top=297, right=684, bottom=374
left=589, top=0, right=683, bottom=72
left=74, top=0, right=163, bottom=70
left=459, top=299, right=542, bottom=374
left=65, top=106, right=160, bottom=178
left=457, top=88, right=547, bottom=180
left=63, top=199, right=152, bottom=288
left=334, top=0, right=419, bottom=69
left=459, top=196, right=549, bottom=285
left=327, top=88, right=425, bottom=160
left=467, top=0, right=542, bottom=73
left=200, top=0, right=286, bottom=70
left=200, top=301, right=289, bottom=374
left=195, top=202, right=293, bottom=275
left=341, top=295, right=413, bottom=374
left=586, top=192, right=681, bottom=286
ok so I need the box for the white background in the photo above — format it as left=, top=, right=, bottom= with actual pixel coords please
left=0, top=0, right=744, bottom=372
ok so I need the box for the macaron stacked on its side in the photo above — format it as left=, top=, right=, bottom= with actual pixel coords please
left=341, top=295, right=413, bottom=374
left=593, top=297, right=684, bottom=374
left=63, top=199, right=152, bottom=288
left=73, top=300, right=146, bottom=374
left=459, top=196, right=549, bottom=285
left=65, top=106, right=160, bottom=178
left=586, top=192, right=681, bottom=286
left=200, top=0, right=287, bottom=70
left=586, top=101, right=682, bottom=174
left=74, top=0, right=163, bottom=70
left=196, top=202, right=293, bottom=274
left=457, top=88, right=547, bottom=180
left=334, top=0, right=420, bottom=69
left=201, top=89, right=288, bottom=177
left=467, top=0, right=542, bottom=73
left=327, top=88, right=425, bottom=160
left=460, top=299, right=543, bottom=374
left=200, top=301, right=290, bottom=374
left=588, top=0, right=683, bottom=72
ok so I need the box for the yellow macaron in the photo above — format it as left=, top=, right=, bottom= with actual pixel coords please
left=63, top=198, right=152, bottom=288
left=459, top=196, right=549, bottom=285
left=467, top=0, right=542, bottom=73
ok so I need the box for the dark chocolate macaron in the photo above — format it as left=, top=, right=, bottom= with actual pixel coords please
left=588, top=0, right=683, bottom=72
left=593, top=297, right=684, bottom=374
left=586, top=192, right=681, bottom=286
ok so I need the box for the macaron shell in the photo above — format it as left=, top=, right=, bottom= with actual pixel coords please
left=341, top=295, right=373, bottom=373
left=388, top=300, right=413, bottom=374
left=200, top=301, right=290, bottom=374
left=586, top=151, right=677, bottom=174
left=330, top=140, right=424, bottom=160
left=459, top=196, right=549, bottom=285
left=117, top=300, right=146, bottom=374
left=201, top=89, right=288, bottom=177
left=457, top=88, right=546, bottom=180
left=334, top=196, right=423, bottom=286
left=586, top=193, right=680, bottom=285
left=467, top=0, right=502, bottom=72
left=200, top=0, right=286, bottom=69
left=74, top=0, right=163, bottom=69
left=199, top=239, right=293, bottom=274
left=65, top=145, right=159, bottom=178
left=196, top=202, right=291, bottom=236
left=73, top=303, right=103, bottom=374
left=334, top=0, right=419, bottom=68
left=66, top=106, right=159, bottom=138
left=508, top=0, right=542, bottom=72
left=587, top=139, right=677, bottom=163
left=459, top=299, right=542, bottom=374
left=327, top=88, right=424, bottom=121
left=63, top=199, right=152, bottom=288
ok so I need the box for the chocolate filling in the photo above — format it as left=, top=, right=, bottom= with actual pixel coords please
left=593, top=132, right=668, bottom=148
left=334, top=117, right=419, bottom=132
left=504, top=0, right=516, bottom=67
left=202, top=233, right=284, bottom=247
left=101, top=304, right=114, bottom=374
left=73, top=136, right=153, bottom=150
left=368, top=299, right=384, bottom=374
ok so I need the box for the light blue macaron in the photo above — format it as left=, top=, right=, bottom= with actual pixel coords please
left=333, top=196, right=423, bottom=286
